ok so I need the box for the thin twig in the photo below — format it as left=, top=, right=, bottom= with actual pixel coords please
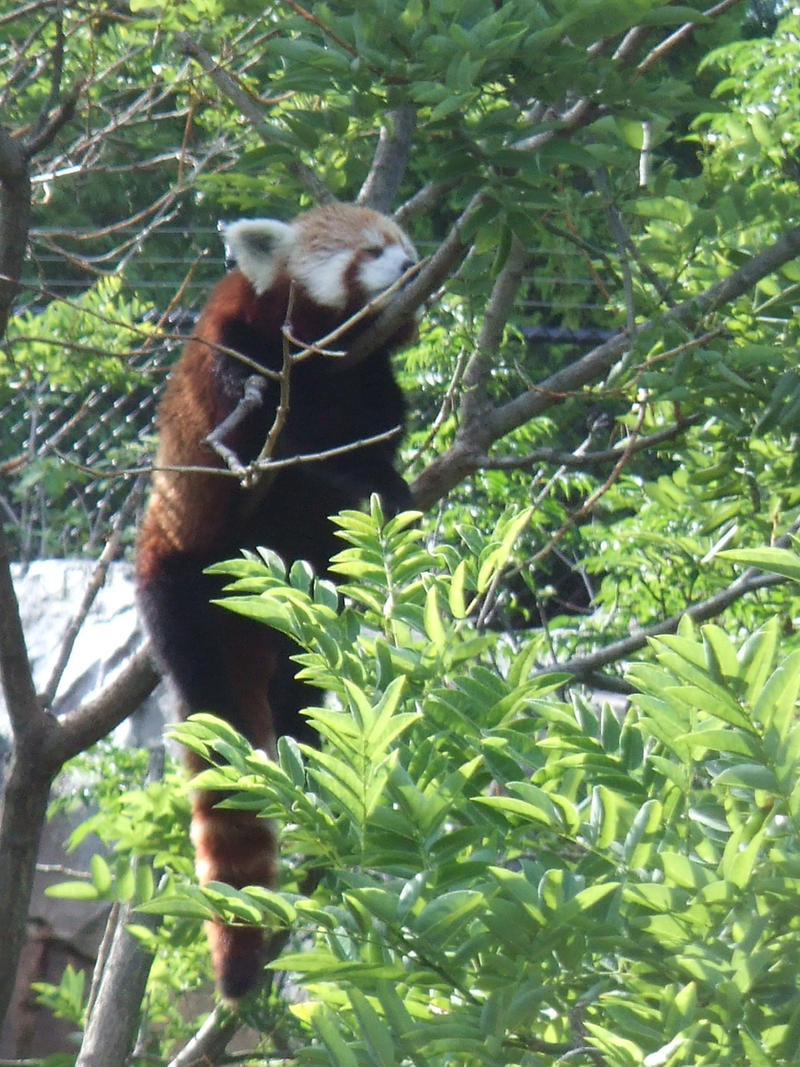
left=479, top=414, right=701, bottom=471
left=530, top=397, right=649, bottom=569
left=41, top=475, right=146, bottom=709
left=543, top=515, right=800, bottom=681
left=176, top=31, right=331, bottom=203
left=637, top=0, right=744, bottom=75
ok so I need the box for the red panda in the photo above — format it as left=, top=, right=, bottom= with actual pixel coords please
left=135, top=203, right=418, bottom=999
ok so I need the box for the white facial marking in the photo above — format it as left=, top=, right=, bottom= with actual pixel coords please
left=362, top=227, right=384, bottom=250
left=358, top=241, right=415, bottom=297
left=220, top=218, right=296, bottom=294
left=290, top=248, right=353, bottom=309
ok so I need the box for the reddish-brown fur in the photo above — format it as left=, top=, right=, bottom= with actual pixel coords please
left=136, top=204, right=416, bottom=999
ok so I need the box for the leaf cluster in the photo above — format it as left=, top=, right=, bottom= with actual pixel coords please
left=97, top=505, right=800, bottom=1065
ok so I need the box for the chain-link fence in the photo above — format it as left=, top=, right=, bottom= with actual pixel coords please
left=2, top=228, right=602, bottom=562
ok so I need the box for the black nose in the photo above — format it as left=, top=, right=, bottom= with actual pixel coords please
left=400, top=257, right=415, bottom=274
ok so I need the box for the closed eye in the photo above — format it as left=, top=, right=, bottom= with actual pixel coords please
left=363, top=245, right=384, bottom=258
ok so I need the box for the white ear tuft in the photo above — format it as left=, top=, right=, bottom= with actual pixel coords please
left=219, top=218, right=296, bottom=294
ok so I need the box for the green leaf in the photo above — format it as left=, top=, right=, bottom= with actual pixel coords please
left=702, top=624, right=740, bottom=682
left=415, top=891, right=486, bottom=943
left=448, top=559, right=469, bottom=619
left=622, top=799, right=663, bottom=867
left=423, top=584, right=447, bottom=646
left=44, top=880, right=99, bottom=901
left=136, top=894, right=215, bottom=920
left=721, top=822, right=767, bottom=889
left=739, top=619, right=781, bottom=704
left=348, top=989, right=396, bottom=1067
left=588, top=784, right=625, bottom=848
left=753, top=649, right=800, bottom=741
left=134, top=863, right=155, bottom=904
left=719, top=547, right=800, bottom=582
left=713, top=763, right=778, bottom=791
left=89, top=854, right=113, bottom=896
left=312, top=1006, right=361, bottom=1067
left=476, top=789, right=563, bottom=829
left=678, top=726, right=760, bottom=759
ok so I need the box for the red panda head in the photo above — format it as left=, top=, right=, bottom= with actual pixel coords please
left=220, top=203, right=417, bottom=312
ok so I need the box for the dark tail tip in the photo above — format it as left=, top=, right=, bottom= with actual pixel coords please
left=207, top=920, right=265, bottom=1001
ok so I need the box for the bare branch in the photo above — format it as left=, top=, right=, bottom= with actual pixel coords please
left=543, top=569, right=786, bottom=682
left=279, top=0, right=359, bottom=56
left=252, top=425, right=404, bottom=474
left=358, top=108, right=417, bottom=214
left=0, top=530, right=159, bottom=1026
left=530, top=399, right=649, bottom=571
left=460, top=236, right=530, bottom=430
left=0, top=532, right=52, bottom=1024
left=167, top=920, right=308, bottom=1066
left=0, top=748, right=53, bottom=1027
left=0, top=526, right=43, bottom=740
left=539, top=514, right=800, bottom=682
left=637, top=0, right=745, bottom=75
left=175, top=31, right=333, bottom=204
left=512, top=0, right=744, bottom=163
left=395, top=180, right=458, bottom=227
left=30, top=2, right=65, bottom=141
left=76, top=753, right=166, bottom=1067
left=205, top=375, right=271, bottom=478
left=412, top=223, right=800, bottom=510
left=340, top=191, right=489, bottom=369
left=0, top=127, right=31, bottom=339
left=0, top=0, right=58, bottom=27
left=479, top=415, right=702, bottom=471
left=167, top=1004, right=242, bottom=1067
left=48, top=644, right=161, bottom=765
left=514, top=97, right=603, bottom=153
left=41, top=477, right=146, bottom=709
left=17, top=6, right=85, bottom=161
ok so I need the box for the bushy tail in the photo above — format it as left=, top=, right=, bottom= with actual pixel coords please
left=190, top=794, right=277, bottom=999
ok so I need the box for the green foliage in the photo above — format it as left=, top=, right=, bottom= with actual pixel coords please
left=32, top=965, right=86, bottom=1029
left=8, top=0, right=800, bottom=1061
left=4, top=277, right=155, bottom=389
left=124, top=505, right=799, bottom=1065
left=39, top=745, right=218, bottom=1052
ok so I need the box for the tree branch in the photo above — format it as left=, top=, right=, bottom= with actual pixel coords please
left=0, top=127, right=31, bottom=340
left=175, top=31, right=332, bottom=204
left=49, top=644, right=161, bottom=766
left=479, top=415, right=701, bottom=471
left=0, top=537, right=160, bottom=1028
left=42, top=476, right=146, bottom=708
left=167, top=1005, right=242, bottom=1067
left=412, top=223, right=800, bottom=509
left=460, top=235, right=530, bottom=429
left=543, top=569, right=786, bottom=682
left=76, top=753, right=165, bottom=1067
left=637, top=0, right=744, bottom=75
left=24, top=77, right=83, bottom=158
left=395, top=180, right=458, bottom=227
left=0, top=531, right=52, bottom=1025
left=358, top=107, right=417, bottom=214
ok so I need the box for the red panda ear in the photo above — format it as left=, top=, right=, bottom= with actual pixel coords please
left=219, top=218, right=296, bottom=294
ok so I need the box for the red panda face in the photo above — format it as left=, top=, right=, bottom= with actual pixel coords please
left=220, top=204, right=417, bottom=312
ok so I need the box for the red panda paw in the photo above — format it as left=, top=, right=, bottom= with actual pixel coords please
left=207, top=920, right=265, bottom=1000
